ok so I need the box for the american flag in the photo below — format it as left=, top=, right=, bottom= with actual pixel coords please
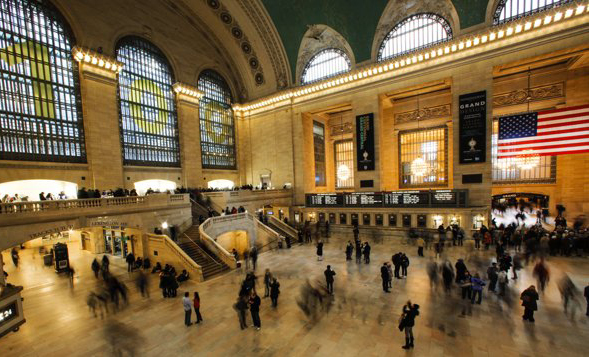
left=497, top=104, right=589, bottom=159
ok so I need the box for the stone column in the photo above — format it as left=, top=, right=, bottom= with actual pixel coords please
left=175, top=91, right=203, bottom=188
left=352, top=94, right=381, bottom=191
left=79, top=64, right=125, bottom=189
left=451, top=67, right=493, bottom=208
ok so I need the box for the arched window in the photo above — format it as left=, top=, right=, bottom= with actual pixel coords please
left=116, top=36, right=179, bottom=167
left=377, top=13, right=452, bottom=62
left=198, top=70, right=236, bottom=169
left=494, top=0, right=573, bottom=24
left=301, top=48, right=351, bottom=85
left=0, top=0, right=85, bottom=162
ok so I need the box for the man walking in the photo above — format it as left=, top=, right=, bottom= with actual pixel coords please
left=324, top=265, right=336, bottom=295
left=125, top=252, right=135, bottom=272
left=487, top=262, right=498, bottom=293
left=183, top=292, right=192, bottom=326
left=381, top=263, right=390, bottom=293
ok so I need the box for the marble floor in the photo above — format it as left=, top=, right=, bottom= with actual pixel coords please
left=1, top=234, right=589, bottom=357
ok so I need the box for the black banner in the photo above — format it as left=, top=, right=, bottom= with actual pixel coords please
left=356, top=113, right=375, bottom=171
left=459, top=91, right=486, bottom=164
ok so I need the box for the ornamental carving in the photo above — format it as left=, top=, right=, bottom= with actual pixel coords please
left=395, top=104, right=451, bottom=124
left=205, top=0, right=264, bottom=86
left=330, top=122, right=353, bottom=136
left=493, top=82, right=565, bottom=107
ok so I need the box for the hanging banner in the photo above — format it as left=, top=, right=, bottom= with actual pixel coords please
left=459, top=91, right=487, bottom=164
left=356, top=113, right=375, bottom=171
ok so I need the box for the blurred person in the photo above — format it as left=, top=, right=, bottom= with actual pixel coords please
left=125, top=252, right=135, bottom=272
left=387, top=262, right=393, bottom=288
left=487, top=262, right=499, bottom=293
left=316, top=239, right=324, bottom=261
left=345, top=241, right=353, bottom=260
left=136, top=270, right=149, bottom=298
left=91, top=258, right=100, bottom=278
left=470, top=273, right=486, bottom=304
left=417, top=236, right=425, bottom=257
left=401, top=253, right=409, bottom=277
left=498, top=269, right=508, bottom=296
left=533, top=259, right=550, bottom=293
left=234, top=296, right=249, bottom=329
left=426, top=259, right=439, bottom=289
left=363, top=242, right=371, bottom=264
left=264, top=269, right=272, bottom=297
left=250, top=246, right=258, bottom=270
left=558, top=275, right=581, bottom=318
left=11, top=247, right=19, bottom=267
left=584, top=282, right=589, bottom=316
left=520, top=285, right=539, bottom=322
left=324, top=265, right=336, bottom=295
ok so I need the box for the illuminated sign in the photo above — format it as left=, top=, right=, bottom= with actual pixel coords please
left=0, top=302, right=17, bottom=327
left=305, top=190, right=467, bottom=208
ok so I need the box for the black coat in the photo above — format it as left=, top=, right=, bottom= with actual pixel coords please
left=316, top=242, right=323, bottom=256
left=324, top=269, right=336, bottom=283
left=402, top=305, right=419, bottom=327
left=270, top=282, right=280, bottom=298
left=380, top=266, right=390, bottom=279
left=521, top=288, right=539, bottom=310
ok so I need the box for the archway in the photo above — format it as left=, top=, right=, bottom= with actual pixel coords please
left=134, top=179, right=177, bottom=196
left=0, top=179, right=78, bottom=201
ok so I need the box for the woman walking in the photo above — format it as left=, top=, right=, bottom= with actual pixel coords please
left=399, top=301, right=420, bottom=349
left=193, top=292, right=203, bottom=324
left=520, top=285, right=540, bottom=322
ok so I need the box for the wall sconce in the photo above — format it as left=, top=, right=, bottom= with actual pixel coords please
left=161, top=222, right=168, bottom=229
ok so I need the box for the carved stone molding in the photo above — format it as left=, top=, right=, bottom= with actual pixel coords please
left=236, top=0, right=290, bottom=90
left=205, top=0, right=265, bottom=86
left=395, top=104, right=451, bottom=124
left=493, top=82, right=565, bottom=107
left=0, top=163, right=88, bottom=170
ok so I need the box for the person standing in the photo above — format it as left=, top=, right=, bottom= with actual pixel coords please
left=584, top=282, right=589, bottom=316
left=270, top=278, right=280, bottom=308
left=417, top=237, right=425, bottom=257
left=487, top=262, right=499, bottom=293
left=345, top=241, right=353, bottom=261
left=183, top=292, right=192, bottom=326
left=392, top=253, right=402, bottom=279
left=324, top=265, right=336, bottom=295
left=387, top=262, right=393, bottom=289
left=498, top=269, right=508, bottom=296
left=234, top=296, right=248, bottom=329
left=401, top=254, right=410, bottom=277
left=249, top=291, right=261, bottom=330
left=520, top=285, right=540, bottom=322
left=380, top=263, right=390, bottom=293
left=363, top=242, right=371, bottom=264
left=193, top=292, right=203, bottom=324
left=355, top=240, right=362, bottom=264
left=263, top=269, right=272, bottom=297
left=316, top=240, right=324, bottom=261
left=91, top=258, right=100, bottom=278
left=125, top=252, right=135, bottom=272
left=11, top=248, right=19, bottom=267
left=470, top=273, right=486, bottom=304
left=250, top=246, right=258, bottom=270
left=400, top=301, right=420, bottom=349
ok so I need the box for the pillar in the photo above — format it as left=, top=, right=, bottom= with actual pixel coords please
left=176, top=91, right=203, bottom=188
left=78, top=63, right=125, bottom=189
left=451, top=67, right=493, bottom=208
left=352, top=93, right=381, bottom=191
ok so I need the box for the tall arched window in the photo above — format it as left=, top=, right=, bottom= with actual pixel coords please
left=494, top=0, right=573, bottom=24
left=0, top=0, right=85, bottom=162
left=116, top=36, right=179, bottom=167
left=377, top=13, right=452, bottom=62
left=198, top=70, right=236, bottom=169
left=301, top=48, right=351, bottom=85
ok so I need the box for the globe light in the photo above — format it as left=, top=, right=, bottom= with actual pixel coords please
left=411, top=157, right=427, bottom=177
left=337, top=164, right=351, bottom=181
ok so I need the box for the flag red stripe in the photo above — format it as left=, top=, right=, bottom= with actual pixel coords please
left=498, top=142, right=589, bottom=152
left=538, top=104, right=589, bottom=115
left=537, top=119, right=589, bottom=129
left=538, top=112, right=589, bottom=122
left=497, top=133, right=589, bottom=146
left=498, top=148, right=589, bottom=158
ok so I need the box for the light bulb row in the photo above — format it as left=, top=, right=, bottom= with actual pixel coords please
left=72, top=47, right=123, bottom=73
left=173, top=83, right=204, bottom=99
left=233, top=2, right=588, bottom=113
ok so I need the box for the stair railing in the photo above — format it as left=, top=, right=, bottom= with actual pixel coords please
left=182, top=232, right=223, bottom=267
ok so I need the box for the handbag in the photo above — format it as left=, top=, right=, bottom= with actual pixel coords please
left=398, top=314, right=406, bottom=331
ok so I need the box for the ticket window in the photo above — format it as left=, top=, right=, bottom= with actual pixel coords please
left=389, top=214, right=397, bottom=227
left=417, top=214, right=427, bottom=228
left=294, top=212, right=301, bottom=224
left=351, top=214, right=359, bottom=226
left=433, top=215, right=444, bottom=228
left=339, top=213, right=347, bottom=225
left=318, top=213, right=325, bottom=223
left=402, top=214, right=412, bottom=227
left=473, top=215, right=484, bottom=230
left=449, top=215, right=461, bottom=227
left=375, top=214, right=383, bottom=226
left=362, top=214, right=371, bottom=225
left=328, top=213, right=336, bottom=224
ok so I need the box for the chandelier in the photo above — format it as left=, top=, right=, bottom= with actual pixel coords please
left=411, top=157, right=427, bottom=177
left=516, top=150, right=540, bottom=170
left=337, top=163, right=351, bottom=181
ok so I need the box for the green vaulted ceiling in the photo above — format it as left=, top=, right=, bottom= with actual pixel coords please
left=261, top=0, right=490, bottom=80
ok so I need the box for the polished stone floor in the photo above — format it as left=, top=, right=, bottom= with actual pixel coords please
left=1, top=233, right=589, bottom=357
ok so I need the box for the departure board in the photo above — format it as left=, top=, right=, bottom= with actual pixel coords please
left=305, top=190, right=467, bottom=208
